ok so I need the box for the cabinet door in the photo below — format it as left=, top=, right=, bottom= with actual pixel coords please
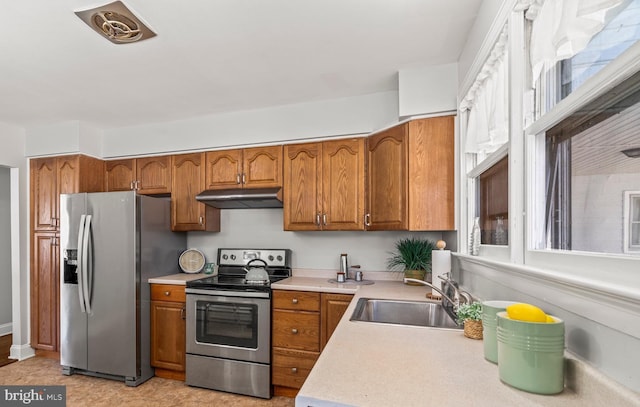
left=30, top=158, right=58, bottom=231
left=150, top=300, right=186, bottom=372
left=367, top=125, right=409, bottom=230
left=171, top=153, right=220, bottom=232
left=204, top=150, right=242, bottom=190
left=57, top=155, right=81, bottom=197
left=320, top=293, right=352, bottom=350
left=322, top=139, right=365, bottom=231
left=105, top=159, right=135, bottom=192
left=31, top=232, right=59, bottom=351
left=283, top=143, right=323, bottom=231
left=272, top=310, right=320, bottom=352
left=136, top=156, right=171, bottom=195
left=243, top=146, right=283, bottom=188
left=407, top=117, right=455, bottom=231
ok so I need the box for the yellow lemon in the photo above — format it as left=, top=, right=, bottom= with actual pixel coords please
left=506, top=303, right=548, bottom=322
left=546, top=315, right=555, bottom=323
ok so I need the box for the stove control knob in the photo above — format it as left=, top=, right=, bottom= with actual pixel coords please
left=222, top=254, right=228, bottom=260
left=230, top=254, right=236, bottom=260
left=276, top=255, right=283, bottom=261
left=268, top=255, right=274, bottom=261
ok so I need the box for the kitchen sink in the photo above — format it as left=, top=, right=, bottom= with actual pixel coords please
left=350, top=298, right=462, bottom=330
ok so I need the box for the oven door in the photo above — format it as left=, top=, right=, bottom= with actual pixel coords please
left=186, top=289, right=270, bottom=364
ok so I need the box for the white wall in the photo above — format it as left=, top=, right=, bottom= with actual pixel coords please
left=398, top=64, right=458, bottom=118
left=187, top=209, right=445, bottom=273
left=572, top=173, right=639, bottom=253
left=0, top=167, right=11, bottom=328
left=101, top=91, right=399, bottom=158
left=0, top=121, right=32, bottom=359
left=25, top=120, right=103, bottom=158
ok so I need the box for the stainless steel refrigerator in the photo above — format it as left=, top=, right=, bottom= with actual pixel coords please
left=59, top=191, right=185, bottom=386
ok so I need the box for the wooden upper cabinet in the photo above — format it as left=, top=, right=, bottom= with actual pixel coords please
left=105, top=156, right=171, bottom=195
left=171, top=153, right=220, bottom=232
left=367, top=125, right=408, bottom=230
left=366, top=116, right=455, bottom=231
left=31, top=158, right=58, bottom=231
left=283, top=143, right=323, bottom=231
left=31, top=155, right=104, bottom=232
left=204, top=150, right=242, bottom=190
left=105, top=159, right=135, bottom=192
left=283, top=139, right=365, bottom=231
left=204, top=146, right=282, bottom=190
left=322, top=139, right=366, bottom=231
left=136, top=156, right=172, bottom=194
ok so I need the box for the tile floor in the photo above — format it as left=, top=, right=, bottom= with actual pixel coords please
left=0, top=357, right=295, bottom=407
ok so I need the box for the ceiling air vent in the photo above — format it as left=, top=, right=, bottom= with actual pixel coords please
left=75, top=1, right=156, bottom=44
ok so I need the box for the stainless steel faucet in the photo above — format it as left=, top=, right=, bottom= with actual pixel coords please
left=403, top=275, right=473, bottom=315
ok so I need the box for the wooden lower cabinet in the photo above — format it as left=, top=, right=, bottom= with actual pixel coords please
left=272, top=290, right=353, bottom=396
left=150, top=284, right=186, bottom=380
left=30, top=232, right=59, bottom=352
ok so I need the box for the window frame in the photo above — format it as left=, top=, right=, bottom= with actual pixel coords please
left=624, top=191, right=640, bottom=254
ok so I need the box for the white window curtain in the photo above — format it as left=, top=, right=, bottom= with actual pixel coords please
left=528, top=0, right=626, bottom=81
left=461, top=28, right=509, bottom=155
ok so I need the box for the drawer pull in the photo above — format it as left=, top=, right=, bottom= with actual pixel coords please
left=164, top=291, right=170, bottom=296
left=291, top=328, right=298, bottom=334
left=292, top=298, right=298, bottom=304
left=291, top=367, right=298, bottom=374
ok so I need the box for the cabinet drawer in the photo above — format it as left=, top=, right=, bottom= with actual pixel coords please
left=272, top=310, right=320, bottom=352
left=273, top=290, right=320, bottom=311
left=151, top=284, right=185, bottom=302
left=272, top=348, right=319, bottom=389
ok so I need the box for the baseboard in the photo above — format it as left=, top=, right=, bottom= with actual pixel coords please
left=9, top=344, right=35, bottom=361
left=0, top=323, right=11, bottom=336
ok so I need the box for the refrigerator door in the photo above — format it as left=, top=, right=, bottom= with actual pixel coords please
left=60, top=193, right=89, bottom=370
left=85, top=191, right=138, bottom=378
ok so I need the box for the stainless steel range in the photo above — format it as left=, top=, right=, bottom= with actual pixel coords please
left=185, top=248, right=292, bottom=399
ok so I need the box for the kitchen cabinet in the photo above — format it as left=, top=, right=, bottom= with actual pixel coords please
left=272, top=290, right=353, bottom=397
left=283, top=138, right=366, bottom=231
left=29, top=154, right=104, bottom=354
left=367, top=116, right=455, bottom=231
left=170, top=153, right=220, bottom=232
left=150, top=284, right=186, bottom=380
left=105, top=156, right=172, bottom=194
left=30, top=232, right=59, bottom=352
left=204, top=146, right=282, bottom=190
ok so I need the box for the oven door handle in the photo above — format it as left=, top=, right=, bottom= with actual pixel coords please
left=185, top=288, right=270, bottom=298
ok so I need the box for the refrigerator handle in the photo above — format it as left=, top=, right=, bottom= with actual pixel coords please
left=82, top=215, right=93, bottom=314
left=77, top=215, right=87, bottom=313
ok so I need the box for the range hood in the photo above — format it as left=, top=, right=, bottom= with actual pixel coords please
left=195, top=187, right=283, bottom=209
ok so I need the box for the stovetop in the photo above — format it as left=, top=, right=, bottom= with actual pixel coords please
left=186, top=248, right=292, bottom=292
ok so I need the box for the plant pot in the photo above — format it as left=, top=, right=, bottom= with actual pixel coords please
left=403, top=269, right=426, bottom=284
left=463, top=319, right=483, bottom=339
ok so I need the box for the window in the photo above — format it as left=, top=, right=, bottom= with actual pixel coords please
left=479, top=156, right=508, bottom=245
left=541, top=66, right=640, bottom=256
left=624, top=191, right=640, bottom=253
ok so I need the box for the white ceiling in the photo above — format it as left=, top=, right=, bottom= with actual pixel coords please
left=0, top=1, right=482, bottom=130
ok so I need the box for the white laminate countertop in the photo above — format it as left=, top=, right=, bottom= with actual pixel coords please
left=272, top=277, right=640, bottom=407
left=148, top=273, right=207, bottom=285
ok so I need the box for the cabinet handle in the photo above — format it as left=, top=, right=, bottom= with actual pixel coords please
left=130, top=181, right=135, bottom=190
left=322, top=214, right=327, bottom=225
left=236, top=174, right=241, bottom=184
left=364, top=213, right=371, bottom=227
left=315, top=214, right=321, bottom=226
left=291, top=328, right=298, bottom=334
left=292, top=298, right=298, bottom=304
left=164, top=291, right=170, bottom=296
left=199, top=216, right=204, bottom=225
left=181, top=306, right=186, bottom=320
left=135, top=180, right=140, bottom=190
left=291, top=367, right=298, bottom=374
left=242, top=173, right=246, bottom=184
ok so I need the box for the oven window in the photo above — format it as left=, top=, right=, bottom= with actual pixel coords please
left=195, top=300, right=258, bottom=349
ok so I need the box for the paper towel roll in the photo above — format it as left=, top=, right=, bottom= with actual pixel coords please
left=431, top=250, right=451, bottom=297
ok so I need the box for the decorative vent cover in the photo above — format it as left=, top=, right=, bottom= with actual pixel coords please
left=75, top=1, right=156, bottom=44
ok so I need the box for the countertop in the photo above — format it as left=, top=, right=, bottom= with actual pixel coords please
left=148, top=273, right=207, bottom=285
left=273, top=276, right=640, bottom=407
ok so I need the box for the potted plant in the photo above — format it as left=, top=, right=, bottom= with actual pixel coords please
left=457, top=302, right=483, bottom=339
left=387, top=237, right=435, bottom=285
